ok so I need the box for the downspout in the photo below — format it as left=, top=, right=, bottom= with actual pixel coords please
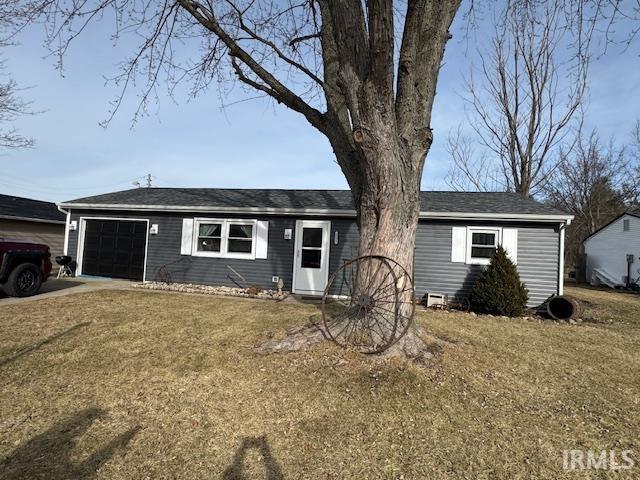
left=558, top=219, right=571, bottom=296
left=57, top=205, right=70, bottom=256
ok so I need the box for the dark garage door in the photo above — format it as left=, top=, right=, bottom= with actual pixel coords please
left=82, top=219, right=147, bottom=280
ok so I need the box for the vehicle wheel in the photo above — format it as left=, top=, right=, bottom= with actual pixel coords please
left=4, top=263, right=42, bottom=297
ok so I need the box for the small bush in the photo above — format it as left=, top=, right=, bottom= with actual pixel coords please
left=470, top=246, right=529, bottom=317
left=246, top=284, right=263, bottom=296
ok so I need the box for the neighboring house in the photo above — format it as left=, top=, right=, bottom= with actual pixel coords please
left=0, top=193, right=66, bottom=257
left=583, top=212, right=640, bottom=287
left=58, top=188, right=573, bottom=307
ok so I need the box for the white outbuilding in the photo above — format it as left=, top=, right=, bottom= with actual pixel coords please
left=584, top=212, right=640, bottom=287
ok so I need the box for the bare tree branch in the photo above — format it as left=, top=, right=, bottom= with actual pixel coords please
left=0, top=60, right=34, bottom=149
left=459, top=2, right=589, bottom=196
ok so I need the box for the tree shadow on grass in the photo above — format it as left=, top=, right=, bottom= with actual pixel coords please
left=222, top=436, right=284, bottom=480
left=0, top=322, right=91, bottom=368
left=0, top=408, right=140, bottom=480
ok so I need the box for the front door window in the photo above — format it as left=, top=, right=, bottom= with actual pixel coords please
left=301, top=227, right=323, bottom=268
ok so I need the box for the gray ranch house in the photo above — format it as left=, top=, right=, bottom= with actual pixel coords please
left=58, top=188, right=572, bottom=307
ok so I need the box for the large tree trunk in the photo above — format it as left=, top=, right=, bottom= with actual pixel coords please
left=341, top=120, right=431, bottom=360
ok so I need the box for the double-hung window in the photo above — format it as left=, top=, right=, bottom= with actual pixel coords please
left=196, top=222, right=222, bottom=253
left=467, top=227, right=501, bottom=265
left=193, top=219, right=257, bottom=258
left=227, top=223, right=254, bottom=254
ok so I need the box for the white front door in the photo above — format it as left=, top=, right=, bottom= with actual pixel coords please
left=292, top=220, right=331, bottom=295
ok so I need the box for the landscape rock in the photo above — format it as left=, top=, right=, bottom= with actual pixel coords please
left=133, top=282, right=287, bottom=300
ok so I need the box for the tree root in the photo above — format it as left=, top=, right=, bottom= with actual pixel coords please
left=379, top=324, right=445, bottom=363
left=254, top=320, right=327, bottom=354
left=255, top=320, right=452, bottom=365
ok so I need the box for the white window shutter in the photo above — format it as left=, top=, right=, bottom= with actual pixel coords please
left=451, top=227, right=467, bottom=263
left=180, top=218, right=194, bottom=255
left=255, top=220, right=269, bottom=259
left=501, top=228, right=518, bottom=264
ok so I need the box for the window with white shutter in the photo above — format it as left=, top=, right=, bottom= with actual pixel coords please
left=501, top=228, right=518, bottom=264
left=181, top=218, right=268, bottom=260
left=451, top=227, right=467, bottom=263
left=180, top=218, right=194, bottom=255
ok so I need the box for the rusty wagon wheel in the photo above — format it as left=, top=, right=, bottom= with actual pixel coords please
left=321, top=255, right=415, bottom=354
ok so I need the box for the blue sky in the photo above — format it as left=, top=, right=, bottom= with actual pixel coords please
left=1, top=9, right=638, bottom=203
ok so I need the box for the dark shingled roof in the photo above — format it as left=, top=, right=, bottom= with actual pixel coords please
left=0, top=193, right=66, bottom=223
left=61, top=188, right=569, bottom=217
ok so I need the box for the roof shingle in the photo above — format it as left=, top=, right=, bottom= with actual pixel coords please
left=61, top=188, right=570, bottom=217
left=0, top=194, right=66, bottom=223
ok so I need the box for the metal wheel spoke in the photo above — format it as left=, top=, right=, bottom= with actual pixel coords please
left=322, top=255, right=415, bottom=353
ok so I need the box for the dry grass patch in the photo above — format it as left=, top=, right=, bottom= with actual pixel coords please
left=1, top=286, right=639, bottom=479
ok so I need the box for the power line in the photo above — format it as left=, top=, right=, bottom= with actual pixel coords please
left=1, top=172, right=142, bottom=192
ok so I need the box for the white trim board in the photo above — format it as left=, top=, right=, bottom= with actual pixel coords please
left=57, top=202, right=574, bottom=223
left=75, top=216, right=150, bottom=281
left=59, top=207, right=70, bottom=256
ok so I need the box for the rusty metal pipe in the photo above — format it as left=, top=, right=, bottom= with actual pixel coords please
left=547, top=295, right=581, bottom=321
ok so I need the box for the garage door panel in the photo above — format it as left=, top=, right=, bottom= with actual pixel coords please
left=132, top=238, right=146, bottom=249
left=85, top=222, right=101, bottom=234
left=100, top=236, right=116, bottom=249
left=117, top=222, right=134, bottom=234
left=116, top=237, right=133, bottom=249
left=82, top=219, right=146, bottom=281
left=101, top=221, right=117, bottom=234
left=134, top=223, right=147, bottom=234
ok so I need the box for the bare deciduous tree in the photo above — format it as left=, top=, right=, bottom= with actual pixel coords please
left=2, top=0, right=637, bottom=355
left=544, top=129, right=633, bottom=270
left=0, top=3, right=33, bottom=149
left=0, top=66, right=33, bottom=149
left=449, top=2, right=589, bottom=196
left=445, top=126, right=503, bottom=192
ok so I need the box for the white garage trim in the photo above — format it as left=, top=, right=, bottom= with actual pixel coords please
left=75, top=216, right=150, bottom=281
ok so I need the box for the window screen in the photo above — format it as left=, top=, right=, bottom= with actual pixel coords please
left=197, top=223, right=222, bottom=252
left=227, top=223, right=254, bottom=253
left=470, top=231, right=498, bottom=259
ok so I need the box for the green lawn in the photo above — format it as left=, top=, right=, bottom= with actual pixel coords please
left=0, top=285, right=638, bottom=479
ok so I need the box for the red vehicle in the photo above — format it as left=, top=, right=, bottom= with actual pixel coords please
left=0, top=240, right=52, bottom=297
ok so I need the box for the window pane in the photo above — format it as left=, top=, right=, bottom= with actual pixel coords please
left=472, top=232, right=496, bottom=246
left=228, top=238, right=252, bottom=253
left=471, top=246, right=496, bottom=258
left=199, top=223, right=221, bottom=237
left=302, top=228, right=323, bottom=248
left=229, top=224, right=253, bottom=238
left=198, top=237, right=221, bottom=252
left=301, top=249, right=322, bottom=268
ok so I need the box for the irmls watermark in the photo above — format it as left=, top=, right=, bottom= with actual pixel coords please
left=563, top=449, right=635, bottom=471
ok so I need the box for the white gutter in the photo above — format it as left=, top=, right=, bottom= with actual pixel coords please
left=419, top=211, right=574, bottom=223
left=57, top=205, right=70, bottom=255
left=57, top=202, right=574, bottom=223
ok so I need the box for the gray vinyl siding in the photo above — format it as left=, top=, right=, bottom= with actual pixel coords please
left=414, top=220, right=559, bottom=307
left=67, top=210, right=299, bottom=290
left=327, top=219, right=359, bottom=295
left=66, top=209, right=560, bottom=306
left=66, top=210, right=359, bottom=292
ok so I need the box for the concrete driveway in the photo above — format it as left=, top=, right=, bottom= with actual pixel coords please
left=0, top=277, right=135, bottom=306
